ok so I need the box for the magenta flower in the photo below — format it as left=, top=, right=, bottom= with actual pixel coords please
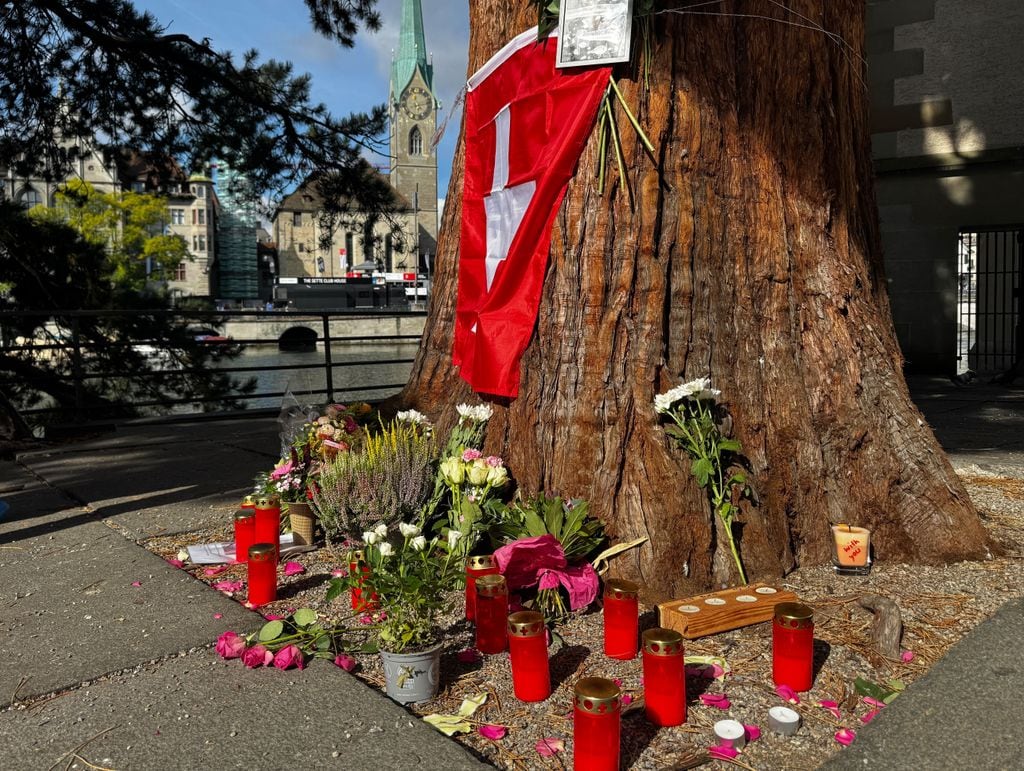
left=485, top=455, right=503, bottom=467
left=270, top=460, right=294, bottom=480
left=835, top=728, right=856, bottom=746
left=818, top=700, right=842, bottom=720
left=457, top=648, right=481, bottom=663
left=700, top=693, right=731, bottom=709
left=775, top=684, right=800, bottom=704
left=462, top=448, right=482, bottom=461
left=708, top=746, right=739, bottom=760
left=478, top=725, right=507, bottom=740
left=283, top=561, right=305, bottom=576
left=215, top=631, right=246, bottom=659
left=861, top=709, right=881, bottom=724
left=744, top=724, right=761, bottom=742
left=273, top=645, right=306, bottom=671
left=901, top=650, right=915, bottom=663
left=535, top=738, right=564, bottom=758
left=242, top=644, right=273, bottom=668
left=334, top=654, right=358, bottom=672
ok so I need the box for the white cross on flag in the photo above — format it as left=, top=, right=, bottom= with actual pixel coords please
left=453, top=28, right=610, bottom=398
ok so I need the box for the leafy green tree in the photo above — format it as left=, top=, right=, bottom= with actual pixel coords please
left=28, top=180, right=191, bottom=291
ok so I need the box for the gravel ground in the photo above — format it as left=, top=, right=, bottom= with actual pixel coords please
left=143, top=465, right=1024, bottom=770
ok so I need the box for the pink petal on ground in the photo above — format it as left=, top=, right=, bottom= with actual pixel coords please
left=708, top=746, right=740, bottom=760
left=861, top=709, right=881, bottom=725
left=862, top=697, right=886, bottom=709
left=263, top=614, right=284, bottom=621
left=331, top=568, right=347, bottom=578
left=613, top=678, right=623, bottom=688
left=744, top=724, right=761, bottom=742
left=621, top=694, right=633, bottom=706
left=166, top=558, right=184, bottom=568
left=901, top=650, right=915, bottom=663
left=700, top=693, right=731, bottom=709
left=457, top=648, right=481, bottom=663
left=213, top=613, right=223, bottom=620
left=835, top=728, right=857, bottom=746
left=535, top=738, right=564, bottom=758
left=204, top=566, right=229, bottom=577
left=131, top=581, right=142, bottom=587
left=775, top=684, right=800, bottom=704
left=818, top=700, right=842, bottom=720
left=212, top=580, right=244, bottom=593
left=478, top=725, right=507, bottom=740
left=284, top=561, right=305, bottom=576
left=334, top=654, right=357, bottom=672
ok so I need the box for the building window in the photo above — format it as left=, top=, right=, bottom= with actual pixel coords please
left=174, top=262, right=187, bottom=281
left=170, top=208, right=185, bottom=225
left=297, top=242, right=305, bottom=253
left=345, top=232, right=354, bottom=267
left=363, top=220, right=374, bottom=261
left=191, top=184, right=207, bottom=198
left=17, top=187, right=42, bottom=208
left=193, top=234, right=206, bottom=252
left=193, top=208, right=206, bottom=225
left=385, top=233, right=393, bottom=271
left=409, top=126, right=423, bottom=156
left=131, top=181, right=146, bottom=193
left=293, top=212, right=303, bottom=227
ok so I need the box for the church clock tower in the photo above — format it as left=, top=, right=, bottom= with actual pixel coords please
left=389, top=0, right=438, bottom=268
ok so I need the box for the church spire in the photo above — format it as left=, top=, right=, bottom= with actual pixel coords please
left=391, top=0, right=432, bottom=97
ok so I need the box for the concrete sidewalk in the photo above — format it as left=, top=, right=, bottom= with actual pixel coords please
left=0, top=416, right=486, bottom=770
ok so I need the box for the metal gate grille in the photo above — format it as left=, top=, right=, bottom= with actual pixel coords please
left=957, top=228, right=1023, bottom=375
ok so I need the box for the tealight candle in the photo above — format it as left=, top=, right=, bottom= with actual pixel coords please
left=465, top=555, right=500, bottom=621
left=603, top=579, right=640, bottom=660
left=254, top=495, right=281, bottom=559
left=714, top=719, right=747, bottom=750
left=768, top=705, right=801, bottom=735
left=475, top=574, right=509, bottom=654
left=573, top=677, right=621, bottom=771
left=508, top=611, right=550, bottom=702
left=233, top=509, right=255, bottom=564
left=247, top=543, right=277, bottom=605
left=349, top=550, right=378, bottom=612
left=642, top=627, right=686, bottom=726
left=773, top=602, right=815, bottom=692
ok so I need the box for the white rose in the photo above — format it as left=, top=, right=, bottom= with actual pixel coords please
left=447, top=530, right=461, bottom=550
left=362, top=530, right=378, bottom=545
left=440, top=457, right=464, bottom=485
left=374, top=523, right=388, bottom=538
left=486, top=464, right=508, bottom=487
left=377, top=542, right=394, bottom=557
left=399, top=522, right=421, bottom=538
left=467, top=460, right=489, bottom=486
left=410, top=535, right=427, bottom=552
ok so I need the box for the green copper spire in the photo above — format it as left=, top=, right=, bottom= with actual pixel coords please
left=391, top=0, right=432, bottom=98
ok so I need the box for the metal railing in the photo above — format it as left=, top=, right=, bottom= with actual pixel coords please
left=0, top=308, right=426, bottom=427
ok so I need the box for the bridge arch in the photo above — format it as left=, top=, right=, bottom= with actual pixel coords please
left=278, top=325, right=318, bottom=352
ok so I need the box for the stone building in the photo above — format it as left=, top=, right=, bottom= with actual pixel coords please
left=868, top=0, right=1024, bottom=375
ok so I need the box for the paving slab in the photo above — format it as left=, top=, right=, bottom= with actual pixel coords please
left=0, top=654, right=489, bottom=770
left=820, top=596, right=1024, bottom=771
left=0, top=520, right=260, bottom=707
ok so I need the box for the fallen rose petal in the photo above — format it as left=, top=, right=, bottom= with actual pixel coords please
left=478, top=724, right=507, bottom=740
left=131, top=581, right=142, bottom=587
left=901, top=650, right=915, bottom=663
left=457, top=648, right=481, bottom=663
left=212, top=580, right=244, bottom=593
left=263, top=614, right=284, bottom=621
left=613, top=678, right=623, bottom=688
left=166, top=558, right=184, bottom=568
left=861, top=709, right=881, bottom=725
left=284, top=561, right=305, bottom=576
left=204, top=566, right=229, bottom=577
left=775, top=684, right=800, bottom=704
left=862, top=697, right=886, bottom=709
left=708, top=746, right=740, bottom=760
left=700, top=693, right=731, bottom=709
left=535, top=738, right=564, bottom=758
left=835, top=728, right=856, bottom=746
left=818, top=700, right=842, bottom=720
left=744, top=724, right=761, bottom=742
left=334, top=654, right=357, bottom=672
left=331, top=568, right=347, bottom=578
left=213, top=613, right=223, bottom=620
left=621, top=694, right=633, bottom=706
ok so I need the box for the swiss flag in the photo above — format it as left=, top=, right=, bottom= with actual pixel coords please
left=453, top=28, right=610, bottom=398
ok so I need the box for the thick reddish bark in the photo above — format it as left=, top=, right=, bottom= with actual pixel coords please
left=399, top=1, right=993, bottom=598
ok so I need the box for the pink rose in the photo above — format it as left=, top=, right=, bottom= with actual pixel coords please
left=273, top=645, right=306, bottom=671
left=462, top=448, right=482, bottom=461
left=242, top=644, right=273, bottom=668
left=334, top=653, right=358, bottom=672
left=215, top=631, right=246, bottom=659
left=485, top=455, right=503, bottom=467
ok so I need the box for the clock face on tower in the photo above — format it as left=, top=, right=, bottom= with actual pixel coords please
left=401, top=86, right=431, bottom=120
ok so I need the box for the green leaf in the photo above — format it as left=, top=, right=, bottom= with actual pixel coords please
left=718, top=439, right=742, bottom=453
left=315, top=635, right=332, bottom=651
left=691, top=457, right=713, bottom=487
left=544, top=500, right=564, bottom=540
left=523, top=508, right=548, bottom=538
left=325, top=577, right=344, bottom=603
left=258, top=620, right=284, bottom=642
left=854, top=677, right=896, bottom=702
left=292, top=608, right=317, bottom=627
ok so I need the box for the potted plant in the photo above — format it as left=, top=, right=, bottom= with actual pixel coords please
left=327, top=521, right=461, bottom=704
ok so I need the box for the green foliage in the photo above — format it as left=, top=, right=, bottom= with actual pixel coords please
left=490, top=494, right=606, bottom=563
left=251, top=607, right=367, bottom=658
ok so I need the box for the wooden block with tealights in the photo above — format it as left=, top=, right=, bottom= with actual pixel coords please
left=657, top=583, right=800, bottom=639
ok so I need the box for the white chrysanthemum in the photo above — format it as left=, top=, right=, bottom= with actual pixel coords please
left=373, top=523, right=388, bottom=538
left=680, top=377, right=711, bottom=397
left=396, top=409, right=429, bottom=425
left=377, top=542, right=394, bottom=557
left=399, top=522, right=421, bottom=538
left=456, top=403, right=493, bottom=422
left=362, top=530, right=378, bottom=545
left=654, top=383, right=688, bottom=413
left=447, top=530, right=462, bottom=550
left=410, top=535, right=427, bottom=552
left=696, top=387, right=722, bottom=401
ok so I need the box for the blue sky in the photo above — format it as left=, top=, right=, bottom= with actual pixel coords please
left=134, top=0, right=470, bottom=210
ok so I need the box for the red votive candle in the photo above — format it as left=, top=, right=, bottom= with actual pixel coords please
left=603, top=579, right=640, bottom=660
left=508, top=611, right=550, bottom=702
left=254, top=495, right=281, bottom=559
left=773, top=602, right=815, bottom=692
left=642, top=627, right=686, bottom=726
left=466, top=555, right=500, bottom=620
left=233, top=509, right=255, bottom=564
left=475, top=574, right=508, bottom=654
left=573, top=677, right=621, bottom=771
left=247, top=543, right=277, bottom=605
left=349, top=550, right=378, bottom=612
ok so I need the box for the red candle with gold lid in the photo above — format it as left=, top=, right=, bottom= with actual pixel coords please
left=603, top=579, right=640, bottom=660
left=475, top=574, right=508, bottom=654
left=773, top=602, right=815, bottom=692
left=247, top=543, right=277, bottom=606
left=233, top=509, right=255, bottom=564
left=349, top=550, right=378, bottom=612
left=508, top=611, right=550, bottom=702
left=573, top=677, right=621, bottom=771
left=254, top=495, right=281, bottom=559
left=642, top=627, right=686, bottom=726
left=240, top=494, right=257, bottom=510
left=465, top=555, right=500, bottom=620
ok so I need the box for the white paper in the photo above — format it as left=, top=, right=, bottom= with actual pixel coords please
left=187, top=533, right=310, bottom=564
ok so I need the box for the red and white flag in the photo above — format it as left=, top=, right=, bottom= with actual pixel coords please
left=453, top=28, right=610, bottom=398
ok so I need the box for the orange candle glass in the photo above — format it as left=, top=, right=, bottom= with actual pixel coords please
left=475, top=574, right=508, bottom=654
left=832, top=525, right=872, bottom=575
left=465, top=555, right=500, bottom=620
left=508, top=611, right=550, bottom=702
left=254, top=495, right=281, bottom=559
left=773, top=602, right=814, bottom=692
left=603, top=579, right=640, bottom=660
left=247, top=543, right=277, bottom=606
left=349, top=550, right=378, bottom=612
left=233, top=509, right=255, bottom=564
left=573, top=677, right=621, bottom=771
left=642, top=627, right=686, bottom=726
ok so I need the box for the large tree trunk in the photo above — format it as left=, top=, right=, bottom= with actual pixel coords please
left=400, top=1, right=993, bottom=598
